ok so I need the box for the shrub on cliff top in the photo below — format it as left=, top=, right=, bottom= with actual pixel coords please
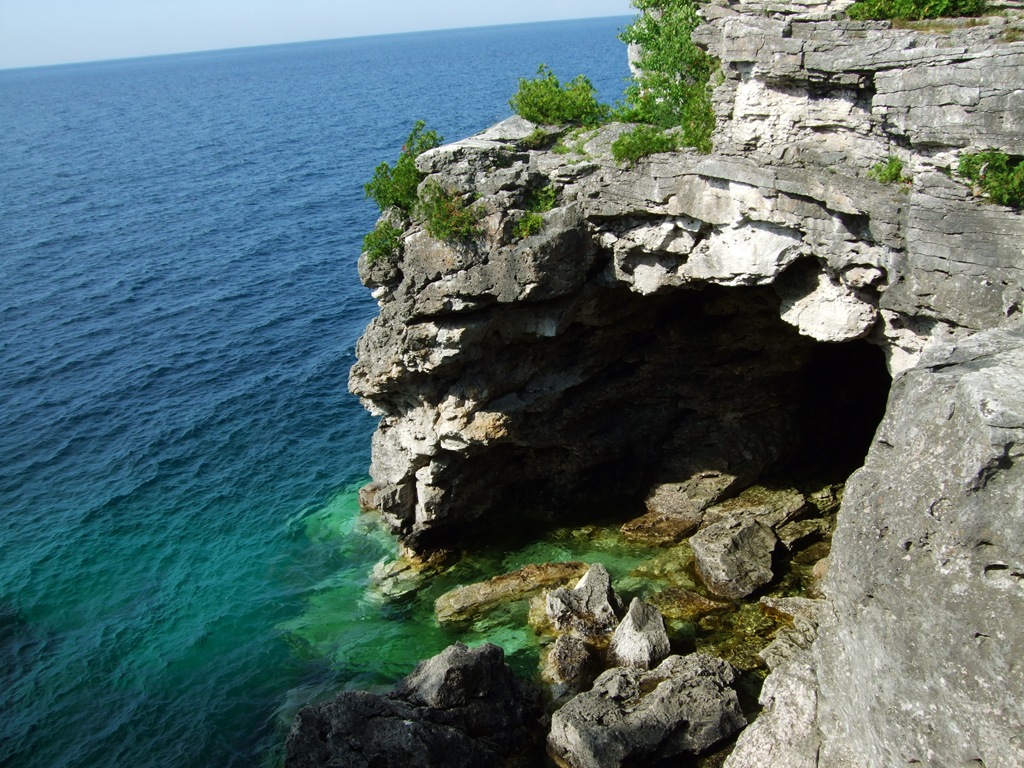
left=417, top=180, right=484, bottom=243
left=612, top=125, right=681, bottom=166
left=617, top=0, right=717, bottom=154
left=846, top=0, right=986, bottom=20
left=365, top=120, right=442, bottom=215
left=509, top=64, right=610, bottom=127
left=958, top=150, right=1024, bottom=208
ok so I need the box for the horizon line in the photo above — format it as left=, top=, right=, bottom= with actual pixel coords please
left=0, top=13, right=635, bottom=74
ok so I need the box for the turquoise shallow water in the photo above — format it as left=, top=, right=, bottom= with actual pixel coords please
left=0, top=18, right=632, bottom=767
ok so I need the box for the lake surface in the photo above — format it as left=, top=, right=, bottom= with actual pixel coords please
left=0, top=17, right=632, bottom=767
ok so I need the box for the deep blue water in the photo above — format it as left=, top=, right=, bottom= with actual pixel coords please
left=0, top=17, right=632, bottom=768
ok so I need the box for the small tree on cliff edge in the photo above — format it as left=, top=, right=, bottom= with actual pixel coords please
left=617, top=0, right=717, bottom=153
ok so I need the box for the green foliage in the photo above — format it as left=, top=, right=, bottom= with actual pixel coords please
left=509, top=64, right=610, bottom=127
left=618, top=0, right=717, bottom=153
left=526, top=184, right=558, bottom=213
left=417, top=180, right=484, bottom=242
left=364, top=120, right=442, bottom=214
left=868, top=155, right=911, bottom=184
left=612, top=125, right=681, bottom=166
left=846, top=0, right=986, bottom=20
left=958, top=150, right=1024, bottom=207
left=513, top=212, right=546, bottom=239
left=362, top=221, right=403, bottom=263
left=520, top=128, right=554, bottom=150
left=513, top=185, right=559, bottom=240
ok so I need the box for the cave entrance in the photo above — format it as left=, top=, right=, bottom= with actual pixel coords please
left=782, top=339, right=892, bottom=480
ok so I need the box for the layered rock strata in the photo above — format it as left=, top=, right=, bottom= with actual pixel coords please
left=351, top=6, right=1024, bottom=554
left=347, top=0, right=1024, bottom=764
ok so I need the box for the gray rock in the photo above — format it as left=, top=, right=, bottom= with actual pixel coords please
left=285, top=643, right=542, bottom=768
left=814, top=326, right=1024, bottom=767
left=346, top=3, right=1024, bottom=764
left=546, top=563, right=623, bottom=637
left=547, top=653, right=747, bottom=768
left=541, top=634, right=598, bottom=703
left=609, top=598, right=671, bottom=670
left=434, top=561, right=589, bottom=625
left=724, top=658, right=821, bottom=768
left=691, top=518, right=779, bottom=599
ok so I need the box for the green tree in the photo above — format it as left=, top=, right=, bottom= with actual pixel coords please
left=617, top=0, right=717, bottom=153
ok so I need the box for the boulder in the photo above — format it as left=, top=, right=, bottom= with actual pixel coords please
left=608, top=598, right=670, bottom=670
left=547, top=653, right=746, bottom=768
left=434, top=561, right=589, bottom=624
left=691, top=518, right=778, bottom=599
left=700, top=486, right=807, bottom=531
left=285, top=643, right=542, bottom=768
left=541, top=634, right=598, bottom=703
left=546, top=563, right=623, bottom=637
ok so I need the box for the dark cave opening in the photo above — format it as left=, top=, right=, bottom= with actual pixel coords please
left=783, top=339, right=892, bottom=480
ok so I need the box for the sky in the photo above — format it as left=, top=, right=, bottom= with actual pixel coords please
left=0, top=0, right=636, bottom=70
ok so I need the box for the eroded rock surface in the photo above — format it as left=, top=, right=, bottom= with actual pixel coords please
left=608, top=597, right=671, bottom=670
left=285, top=643, right=542, bottom=768
left=813, top=326, right=1024, bottom=767
left=692, top=518, right=779, bottom=599
left=343, top=1, right=1024, bottom=765
left=547, top=653, right=746, bottom=768
left=546, top=563, right=623, bottom=637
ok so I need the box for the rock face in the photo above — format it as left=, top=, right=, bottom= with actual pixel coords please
left=285, top=643, right=542, bottom=768
left=547, top=653, right=746, bottom=768
left=812, top=327, right=1024, bottom=767
left=350, top=5, right=1024, bottom=554
left=346, top=0, right=1024, bottom=764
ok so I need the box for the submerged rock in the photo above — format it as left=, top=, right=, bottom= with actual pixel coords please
left=434, top=561, right=588, bottom=625
left=647, top=586, right=731, bottom=622
left=619, top=509, right=702, bottom=545
left=285, top=643, right=542, bottom=768
left=547, top=653, right=746, bottom=768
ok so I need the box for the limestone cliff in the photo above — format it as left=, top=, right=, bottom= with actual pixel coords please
left=349, top=1, right=1024, bottom=764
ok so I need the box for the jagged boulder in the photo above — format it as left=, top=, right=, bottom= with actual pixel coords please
left=691, top=518, right=778, bottom=599
left=285, top=643, right=542, bottom=768
left=547, top=653, right=746, bottom=768
left=546, top=563, right=623, bottom=637
left=608, top=597, right=670, bottom=670
left=724, top=658, right=821, bottom=768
